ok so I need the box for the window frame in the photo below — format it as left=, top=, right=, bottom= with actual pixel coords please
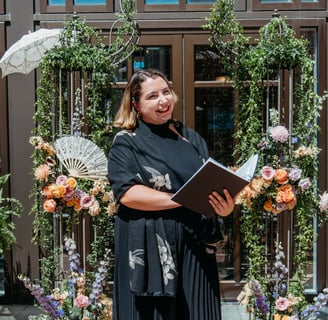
left=252, top=0, right=326, bottom=11
left=40, top=0, right=113, bottom=13
left=138, top=0, right=215, bottom=13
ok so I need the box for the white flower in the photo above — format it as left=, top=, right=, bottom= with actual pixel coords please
left=319, top=191, right=328, bottom=212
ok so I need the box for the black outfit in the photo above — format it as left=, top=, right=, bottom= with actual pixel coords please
left=107, top=119, right=223, bottom=320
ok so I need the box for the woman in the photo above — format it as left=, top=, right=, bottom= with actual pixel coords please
left=107, top=69, right=235, bottom=320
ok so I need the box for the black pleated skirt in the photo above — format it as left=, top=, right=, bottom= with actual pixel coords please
left=112, top=210, right=222, bottom=320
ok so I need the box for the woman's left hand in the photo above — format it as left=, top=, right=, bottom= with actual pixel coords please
left=209, top=189, right=235, bottom=217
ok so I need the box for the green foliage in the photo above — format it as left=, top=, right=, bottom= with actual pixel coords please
left=204, top=0, right=328, bottom=318
left=30, top=2, right=138, bottom=294
left=0, top=174, right=22, bottom=255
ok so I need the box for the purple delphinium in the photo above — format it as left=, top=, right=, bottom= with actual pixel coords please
left=301, top=288, right=328, bottom=319
left=19, top=275, right=65, bottom=319
left=249, top=279, right=270, bottom=316
left=89, top=249, right=112, bottom=304
left=64, top=236, right=81, bottom=273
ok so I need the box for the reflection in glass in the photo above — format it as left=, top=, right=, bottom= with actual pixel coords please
left=194, top=46, right=227, bottom=81
left=195, top=88, right=235, bottom=279
left=145, top=0, right=178, bottom=4
left=195, top=88, right=234, bottom=165
left=48, top=0, right=65, bottom=5
left=187, top=0, right=215, bottom=3
left=74, top=0, right=106, bottom=4
left=114, top=61, right=128, bottom=82
left=132, top=47, right=171, bottom=80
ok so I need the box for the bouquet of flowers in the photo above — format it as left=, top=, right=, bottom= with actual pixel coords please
left=237, top=242, right=328, bottom=320
left=235, top=109, right=328, bottom=319
left=19, top=237, right=113, bottom=320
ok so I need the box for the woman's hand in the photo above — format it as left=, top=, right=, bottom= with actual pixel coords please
left=209, top=189, right=235, bottom=217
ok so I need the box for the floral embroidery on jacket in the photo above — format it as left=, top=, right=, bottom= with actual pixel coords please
left=129, top=249, right=145, bottom=269
left=143, top=166, right=172, bottom=190
left=156, top=234, right=176, bottom=285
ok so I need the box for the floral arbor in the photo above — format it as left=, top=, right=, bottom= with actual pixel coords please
left=19, top=1, right=140, bottom=318
left=204, top=0, right=328, bottom=319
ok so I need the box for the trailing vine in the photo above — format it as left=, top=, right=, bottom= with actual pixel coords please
left=30, top=2, right=139, bottom=293
left=204, top=0, right=328, bottom=318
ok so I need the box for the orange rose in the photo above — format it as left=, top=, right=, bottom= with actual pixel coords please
left=264, top=198, right=273, bottom=212
left=283, top=189, right=296, bottom=203
left=43, top=185, right=54, bottom=198
left=286, top=198, right=297, bottom=210
left=67, top=177, right=77, bottom=189
left=52, top=185, right=67, bottom=198
left=274, top=315, right=281, bottom=320
left=275, top=169, right=289, bottom=184
left=43, top=199, right=57, bottom=213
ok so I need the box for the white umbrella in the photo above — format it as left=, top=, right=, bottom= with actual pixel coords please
left=0, top=28, right=62, bottom=78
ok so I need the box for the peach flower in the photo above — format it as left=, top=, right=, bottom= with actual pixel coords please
left=52, top=185, right=67, bottom=198
left=67, top=177, right=77, bottom=189
left=275, top=169, right=289, bottom=184
left=43, top=199, right=57, bottom=213
left=34, top=164, right=51, bottom=181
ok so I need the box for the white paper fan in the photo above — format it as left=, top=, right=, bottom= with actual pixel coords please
left=54, top=136, right=108, bottom=180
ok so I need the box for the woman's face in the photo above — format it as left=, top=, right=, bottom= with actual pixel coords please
left=136, top=76, right=175, bottom=125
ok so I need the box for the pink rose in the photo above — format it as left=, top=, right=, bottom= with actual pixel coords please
left=270, top=125, right=289, bottom=143
left=80, top=195, right=95, bottom=209
left=56, top=175, right=68, bottom=186
left=261, top=166, right=275, bottom=181
left=275, top=296, right=289, bottom=311
left=74, top=294, right=89, bottom=308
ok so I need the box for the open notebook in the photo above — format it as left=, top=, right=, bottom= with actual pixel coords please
left=171, top=154, right=258, bottom=217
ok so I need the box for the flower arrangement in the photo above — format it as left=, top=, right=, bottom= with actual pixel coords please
left=29, top=134, right=116, bottom=297
left=236, top=118, right=321, bottom=216
left=19, top=237, right=113, bottom=320
left=30, top=136, right=116, bottom=219
left=237, top=242, right=328, bottom=320
left=204, top=2, right=328, bottom=319
left=234, top=109, right=328, bottom=319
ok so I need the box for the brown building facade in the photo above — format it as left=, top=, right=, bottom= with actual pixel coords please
left=0, top=0, right=327, bottom=302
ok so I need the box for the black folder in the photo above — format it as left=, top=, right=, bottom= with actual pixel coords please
left=171, top=154, right=258, bottom=217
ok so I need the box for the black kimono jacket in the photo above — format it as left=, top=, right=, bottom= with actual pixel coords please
left=108, top=119, right=223, bottom=320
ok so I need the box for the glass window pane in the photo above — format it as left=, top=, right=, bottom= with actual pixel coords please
left=195, top=87, right=235, bottom=279
left=114, top=61, right=128, bottom=82
left=194, top=46, right=227, bottom=81
left=145, top=0, right=178, bottom=4
left=132, top=46, right=172, bottom=81
left=195, top=88, right=234, bottom=164
left=48, top=0, right=65, bottom=5
left=74, top=0, right=106, bottom=4
left=187, top=0, right=215, bottom=3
